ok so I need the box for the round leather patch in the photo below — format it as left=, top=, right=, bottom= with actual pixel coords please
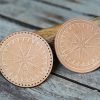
left=55, top=19, right=100, bottom=73
left=0, top=31, right=53, bottom=87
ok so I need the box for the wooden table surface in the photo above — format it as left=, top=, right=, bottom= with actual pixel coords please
left=0, top=0, right=100, bottom=100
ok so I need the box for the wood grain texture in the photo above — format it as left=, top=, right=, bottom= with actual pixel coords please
left=0, top=14, right=100, bottom=100
left=37, top=0, right=100, bottom=17
left=0, top=0, right=100, bottom=89
left=36, top=25, right=60, bottom=44
left=0, top=0, right=96, bottom=28
left=0, top=74, right=100, bottom=100
left=0, top=0, right=100, bottom=99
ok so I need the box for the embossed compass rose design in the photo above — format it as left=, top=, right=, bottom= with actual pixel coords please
left=0, top=32, right=53, bottom=87
left=55, top=19, right=100, bottom=73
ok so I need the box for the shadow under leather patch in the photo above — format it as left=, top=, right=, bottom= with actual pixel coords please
left=55, top=19, right=100, bottom=73
left=0, top=31, right=53, bottom=87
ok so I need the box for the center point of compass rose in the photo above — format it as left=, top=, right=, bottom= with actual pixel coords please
left=21, top=56, right=29, bottom=63
left=78, top=41, right=86, bottom=48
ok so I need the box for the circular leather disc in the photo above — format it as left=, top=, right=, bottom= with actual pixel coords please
left=0, top=31, right=53, bottom=87
left=55, top=19, right=100, bottom=73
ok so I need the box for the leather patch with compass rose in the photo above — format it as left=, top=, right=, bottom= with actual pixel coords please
left=55, top=19, right=100, bottom=73
left=0, top=31, right=53, bottom=87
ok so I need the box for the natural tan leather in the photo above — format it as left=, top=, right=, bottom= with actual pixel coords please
left=55, top=19, right=100, bottom=73
left=0, top=31, right=53, bottom=87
